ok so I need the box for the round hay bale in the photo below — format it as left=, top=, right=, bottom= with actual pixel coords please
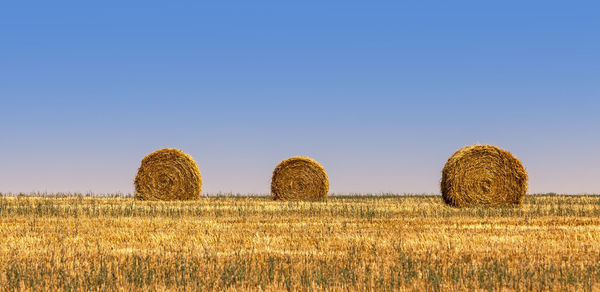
left=134, top=148, right=202, bottom=200
left=271, top=156, right=329, bottom=201
left=441, top=144, right=528, bottom=207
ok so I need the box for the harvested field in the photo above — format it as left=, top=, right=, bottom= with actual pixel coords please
left=0, top=194, right=599, bottom=290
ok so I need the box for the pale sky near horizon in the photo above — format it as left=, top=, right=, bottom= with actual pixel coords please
left=1, top=1, right=599, bottom=195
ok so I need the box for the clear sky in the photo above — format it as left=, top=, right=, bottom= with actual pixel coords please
left=1, top=1, right=599, bottom=195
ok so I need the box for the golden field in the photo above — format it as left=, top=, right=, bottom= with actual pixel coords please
left=0, top=194, right=599, bottom=291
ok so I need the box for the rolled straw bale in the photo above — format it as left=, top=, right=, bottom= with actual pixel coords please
left=441, top=144, right=528, bottom=207
left=135, top=148, right=202, bottom=200
left=271, top=156, right=329, bottom=201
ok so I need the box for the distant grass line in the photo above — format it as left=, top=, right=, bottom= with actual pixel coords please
left=1, top=191, right=598, bottom=198
left=1, top=195, right=600, bottom=219
left=0, top=191, right=133, bottom=197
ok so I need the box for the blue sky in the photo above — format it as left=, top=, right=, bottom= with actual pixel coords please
left=1, top=1, right=599, bottom=194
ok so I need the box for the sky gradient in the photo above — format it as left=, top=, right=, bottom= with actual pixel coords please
left=1, top=1, right=599, bottom=195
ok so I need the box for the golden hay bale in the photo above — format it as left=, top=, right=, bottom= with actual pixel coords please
left=441, top=144, right=528, bottom=207
left=271, top=156, right=329, bottom=201
left=134, top=148, right=202, bottom=200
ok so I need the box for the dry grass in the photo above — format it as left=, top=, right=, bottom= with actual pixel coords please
left=271, top=156, right=329, bottom=201
left=134, top=148, right=202, bottom=200
left=441, top=145, right=528, bottom=207
left=0, top=194, right=599, bottom=291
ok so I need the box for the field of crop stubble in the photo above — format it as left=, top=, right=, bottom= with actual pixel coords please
left=1, top=194, right=600, bottom=291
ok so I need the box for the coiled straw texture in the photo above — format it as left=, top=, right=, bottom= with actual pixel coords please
left=271, top=156, right=329, bottom=201
left=135, top=148, right=202, bottom=200
left=441, top=145, right=528, bottom=207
